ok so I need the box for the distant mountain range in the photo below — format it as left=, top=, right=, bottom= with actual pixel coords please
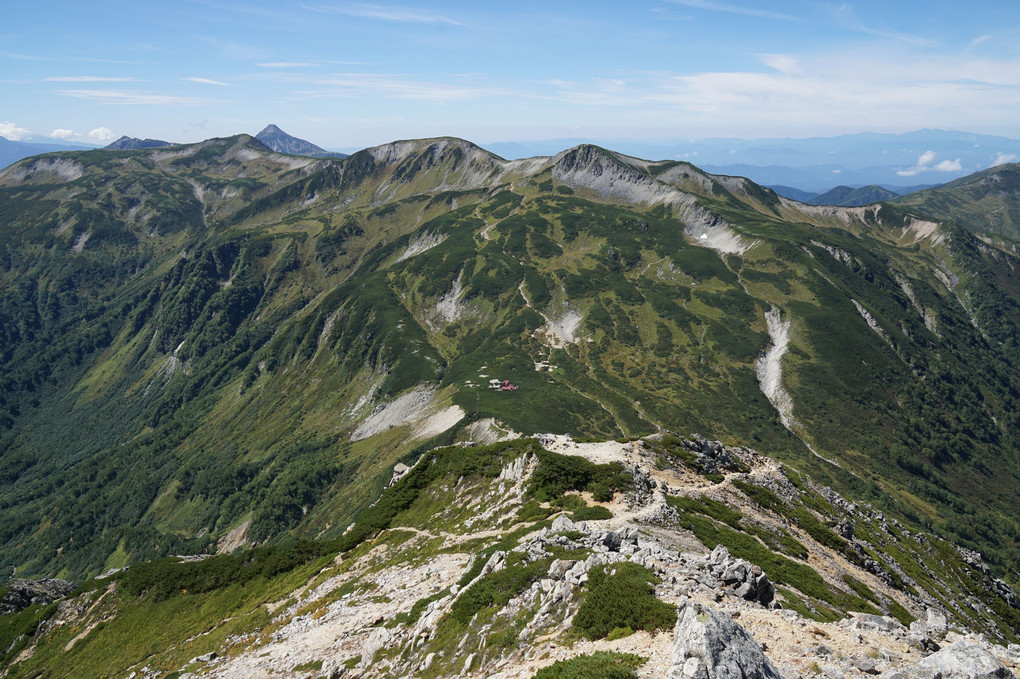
left=5, top=127, right=1019, bottom=196
left=769, top=183, right=939, bottom=207
left=0, top=125, right=348, bottom=171
left=255, top=124, right=348, bottom=158
left=0, top=136, right=96, bottom=169
left=485, top=129, right=1020, bottom=192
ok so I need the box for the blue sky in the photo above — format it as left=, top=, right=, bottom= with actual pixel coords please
left=3, top=0, right=1020, bottom=150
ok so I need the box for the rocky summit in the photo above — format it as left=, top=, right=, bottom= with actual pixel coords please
left=2, top=134, right=1020, bottom=677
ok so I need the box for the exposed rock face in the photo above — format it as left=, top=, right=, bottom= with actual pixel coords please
left=910, top=641, right=1017, bottom=679
left=668, top=596, right=784, bottom=679
left=0, top=578, right=76, bottom=614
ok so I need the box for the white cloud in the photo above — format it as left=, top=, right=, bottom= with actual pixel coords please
left=299, top=73, right=511, bottom=102
left=184, top=77, right=231, bottom=86
left=897, top=151, right=962, bottom=176
left=43, top=76, right=141, bottom=82
left=88, top=127, right=115, bottom=141
left=990, top=153, right=1018, bottom=167
left=537, top=44, right=1020, bottom=140
left=828, top=4, right=938, bottom=47
left=303, top=3, right=464, bottom=26
left=59, top=89, right=222, bottom=106
left=666, top=0, right=797, bottom=21
left=50, top=128, right=75, bottom=139
left=0, top=121, right=30, bottom=140
left=256, top=62, right=315, bottom=68
left=759, top=54, right=801, bottom=75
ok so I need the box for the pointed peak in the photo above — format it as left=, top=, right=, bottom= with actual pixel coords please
left=254, top=125, right=344, bottom=158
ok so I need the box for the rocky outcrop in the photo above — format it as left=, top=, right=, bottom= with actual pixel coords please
left=707, top=545, right=775, bottom=607
left=668, top=596, right=784, bottom=679
left=0, top=578, right=76, bottom=614
left=909, top=641, right=1018, bottom=679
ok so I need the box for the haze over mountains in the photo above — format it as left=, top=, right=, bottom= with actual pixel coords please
left=3, top=130, right=1020, bottom=677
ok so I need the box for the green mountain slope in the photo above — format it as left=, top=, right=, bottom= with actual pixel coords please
left=2, top=137, right=1020, bottom=590
left=809, top=184, right=899, bottom=206
left=892, top=162, right=1020, bottom=239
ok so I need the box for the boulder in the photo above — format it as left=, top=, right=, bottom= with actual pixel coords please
left=667, top=597, right=783, bottom=679
left=360, top=627, right=393, bottom=668
left=551, top=514, right=576, bottom=533
left=602, top=531, right=623, bottom=551
left=909, top=641, right=1016, bottom=679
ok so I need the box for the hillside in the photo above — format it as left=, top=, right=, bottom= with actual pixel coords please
left=2, top=436, right=1018, bottom=678
left=1, top=134, right=1020, bottom=600
left=893, top=163, right=1020, bottom=240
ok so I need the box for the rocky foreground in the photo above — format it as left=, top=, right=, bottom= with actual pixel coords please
left=5, top=435, right=1020, bottom=679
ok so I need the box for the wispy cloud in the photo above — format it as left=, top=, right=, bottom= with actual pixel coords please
left=297, top=73, right=509, bottom=102
left=758, top=54, right=801, bottom=75
left=44, top=76, right=142, bottom=82
left=58, top=89, right=223, bottom=106
left=830, top=3, right=939, bottom=46
left=665, top=0, right=798, bottom=22
left=0, top=50, right=59, bottom=61
left=1, top=51, right=145, bottom=65
left=302, top=3, right=464, bottom=26
left=257, top=62, right=316, bottom=69
left=531, top=45, right=1020, bottom=140
left=0, top=121, right=31, bottom=141
left=184, top=77, right=232, bottom=86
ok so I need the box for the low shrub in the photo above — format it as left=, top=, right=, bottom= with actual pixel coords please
left=532, top=651, right=646, bottom=679
left=530, top=450, right=632, bottom=503
left=450, top=553, right=550, bottom=624
left=572, top=563, right=676, bottom=639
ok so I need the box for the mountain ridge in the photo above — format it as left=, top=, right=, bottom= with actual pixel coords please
left=104, top=135, right=173, bottom=150
left=1, top=134, right=1020, bottom=598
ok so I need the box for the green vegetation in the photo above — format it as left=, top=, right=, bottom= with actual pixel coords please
left=119, top=540, right=334, bottom=600
left=336, top=439, right=537, bottom=554
left=573, top=563, right=676, bottom=639
left=0, top=545, right=324, bottom=679
left=0, top=603, right=58, bottom=668
left=1, top=132, right=1020, bottom=646
left=550, top=493, right=614, bottom=521
left=530, top=449, right=632, bottom=503
left=665, top=495, right=878, bottom=621
left=450, top=552, right=550, bottom=624
left=532, top=652, right=647, bottom=679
